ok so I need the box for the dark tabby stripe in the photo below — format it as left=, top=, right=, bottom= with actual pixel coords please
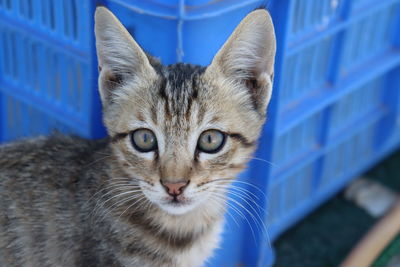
left=125, top=243, right=171, bottom=263
left=111, top=132, right=129, bottom=143
left=227, top=133, right=255, bottom=147
left=125, top=211, right=202, bottom=250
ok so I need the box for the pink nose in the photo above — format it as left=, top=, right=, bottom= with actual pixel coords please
left=161, top=181, right=189, bottom=196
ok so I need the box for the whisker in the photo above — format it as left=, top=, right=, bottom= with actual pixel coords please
left=223, top=190, right=268, bottom=236
left=230, top=180, right=267, bottom=198
left=94, top=194, right=144, bottom=224
left=94, top=151, right=112, bottom=157
left=228, top=184, right=260, bottom=200
left=91, top=185, right=141, bottom=206
left=208, top=192, right=257, bottom=243
left=205, top=178, right=267, bottom=199
left=211, top=185, right=255, bottom=204
left=207, top=196, right=240, bottom=229
left=212, top=186, right=266, bottom=214
left=225, top=195, right=268, bottom=247
left=112, top=175, right=149, bottom=185
left=200, top=177, right=234, bottom=186
left=135, top=196, right=152, bottom=211
left=85, top=155, right=114, bottom=168
left=209, top=190, right=269, bottom=246
left=212, top=184, right=260, bottom=201
left=98, top=189, right=144, bottom=209
left=238, top=156, right=277, bottom=167
left=92, top=188, right=143, bottom=219
left=84, top=183, right=140, bottom=209
left=118, top=195, right=147, bottom=219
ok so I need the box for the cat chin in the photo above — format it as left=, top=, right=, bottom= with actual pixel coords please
left=158, top=202, right=198, bottom=215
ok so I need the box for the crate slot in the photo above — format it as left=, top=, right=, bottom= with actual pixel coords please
left=329, top=76, right=383, bottom=138
left=273, top=112, right=322, bottom=171
left=289, top=0, right=343, bottom=40
left=267, top=163, right=315, bottom=225
left=340, top=2, right=398, bottom=74
left=321, top=123, right=375, bottom=187
left=2, top=95, right=72, bottom=141
left=1, top=29, right=18, bottom=80
left=280, top=36, right=334, bottom=108
left=19, top=0, right=33, bottom=21
left=0, top=0, right=12, bottom=10
left=266, top=184, right=281, bottom=225
left=0, top=0, right=88, bottom=47
left=63, top=0, right=77, bottom=41
left=66, top=60, right=85, bottom=112
left=0, top=25, right=89, bottom=115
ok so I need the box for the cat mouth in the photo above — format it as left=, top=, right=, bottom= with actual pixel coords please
left=164, top=195, right=190, bottom=206
left=157, top=194, right=198, bottom=215
left=155, top=194, right=196, bottom=215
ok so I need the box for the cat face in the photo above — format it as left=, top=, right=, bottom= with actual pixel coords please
left=94, top=7, right=276, bottom=215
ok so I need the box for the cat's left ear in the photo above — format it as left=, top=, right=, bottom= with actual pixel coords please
left=207, top=9, right=276, bottom=115
left=94, top=7, right=157, bottom=106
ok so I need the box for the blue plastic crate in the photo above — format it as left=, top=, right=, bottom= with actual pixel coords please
left=340, top=1, right=399, bottom=75
left=1, top=0, right=400, bottom=266
left=0, top=0, right=105, bottom=142
left=261, top=0, right=400, bottom=264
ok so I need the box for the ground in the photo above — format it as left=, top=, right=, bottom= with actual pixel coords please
left=274, top=150, right=400, bottom=267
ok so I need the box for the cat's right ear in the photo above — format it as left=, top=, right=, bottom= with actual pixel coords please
left=94, top=7, right=156, bottom=106
left=206, top=9, right=276, bottom=116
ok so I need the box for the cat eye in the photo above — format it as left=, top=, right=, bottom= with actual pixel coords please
left=197, top=130, right=226, bottom=154
left=130, top=129, right=157, bottom=153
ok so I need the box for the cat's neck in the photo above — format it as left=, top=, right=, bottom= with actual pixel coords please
left=121, top=194, right=225, bottom=238
left=155, top=199, right=225, bottom=234
left=109, top=193, right=226, bottom=255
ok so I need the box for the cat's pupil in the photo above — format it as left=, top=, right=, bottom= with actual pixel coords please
left=197, top=130, right=225, bottom=154
left=131, top=129, right=157, bottom=152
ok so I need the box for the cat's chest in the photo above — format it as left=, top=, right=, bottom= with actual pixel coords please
left=174, top=220, right=224, bottom=267
left=119, top=219, right=224, bottom=267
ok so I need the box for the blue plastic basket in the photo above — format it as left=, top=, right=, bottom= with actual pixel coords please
left=260, top=0, right=400, bottom=265
left=1, top=0, right=400, bottom=266
left=0, top=0, right=105, bottom=141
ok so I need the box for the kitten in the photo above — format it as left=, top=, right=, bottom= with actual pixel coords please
left=0, top=7, right=275, bottom=267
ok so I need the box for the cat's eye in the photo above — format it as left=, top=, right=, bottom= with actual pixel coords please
left=197, top=130, right=226, bottom=154
left=130, top=129, right=157, bottom=153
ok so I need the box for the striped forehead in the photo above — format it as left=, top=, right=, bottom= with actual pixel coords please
left=158, top=63, right=205, bottom=119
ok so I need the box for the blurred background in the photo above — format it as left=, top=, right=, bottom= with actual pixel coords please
left=0, top=0, right=399, bottom=266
